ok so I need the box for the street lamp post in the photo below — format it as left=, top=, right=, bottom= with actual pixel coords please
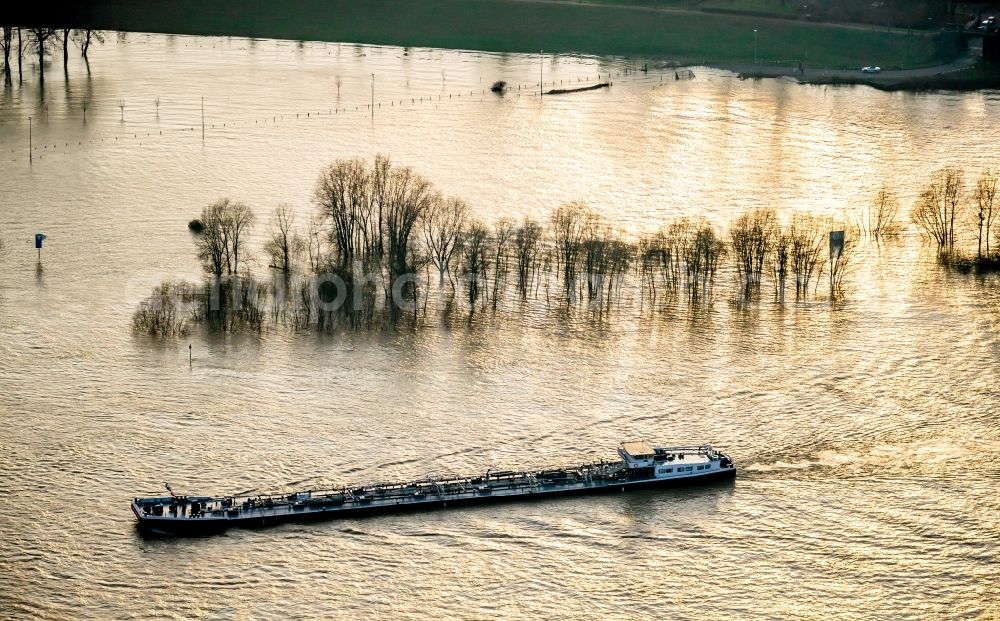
left=754, top=29, right=758, bottom=65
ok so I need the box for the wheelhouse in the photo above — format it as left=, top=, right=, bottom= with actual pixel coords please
left=618, top=441, right=729, bottom=480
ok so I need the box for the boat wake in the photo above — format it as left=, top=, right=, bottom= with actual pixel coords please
left=743, top=438, right=983, bottom=478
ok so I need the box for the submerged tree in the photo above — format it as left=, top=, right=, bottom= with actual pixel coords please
left=315, top=154, right=435, bottom=316
left=0, top=27, right=12, bottom=84
left=264, top=204, right=304, bottom=272
left=638, top=231, right=665, bottom=301
left=380, top=160, right=434, bottom=308
left=16, top=27, right=22, bottom=82
left=770, top=227, right=790, bottom=301
left=788, top=214, right=827, bottom=299
left=194, top=198, right=256, bottom=276
left=972, top=169, right=998, bottom=258
left=681, top=219, right=725, bottom=303
left=226, top=201, right=255, bottom=275
left=551, top=202, right=591, bottom=293
left=462, top=220, right=490, bottom=309
left=314, top=157, right=381, bottom=275
left=132, top=281, right=200, bottom=336
left=491, top=218, right=515, bottom=310
left=912, top=167, right=964, bottom=253
left=304, top=215, right=326, bottom=274
left=730, top=208, right=778, bottom=299
left=27, top=27, right=58, bottom=80
left=74, top=29, right=104, bottom=60
left=580, top=217, right=631, bottom=308
left=513, top=217, right=543, bottom=298
left=829, top=236, right=853, bottom=298
left=858, top=186, right=903, bottom=239
left=423, top=195, right=467, bottom=287
left=582, top=216, right=609, bottom=302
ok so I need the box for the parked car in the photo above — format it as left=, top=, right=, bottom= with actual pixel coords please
left=861, top=66, right=881, bottom=74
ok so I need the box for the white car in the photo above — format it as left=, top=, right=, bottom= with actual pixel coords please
left=861, top=66, right=881, bottom=74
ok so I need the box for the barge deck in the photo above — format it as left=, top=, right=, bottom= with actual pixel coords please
left=132, top=442, right=735, bottom=535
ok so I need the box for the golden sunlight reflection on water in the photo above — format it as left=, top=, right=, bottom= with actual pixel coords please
left=0, top=33, right=999, bottom=620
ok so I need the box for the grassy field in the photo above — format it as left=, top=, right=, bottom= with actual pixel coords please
left=44, top=0, right=952, bottom=68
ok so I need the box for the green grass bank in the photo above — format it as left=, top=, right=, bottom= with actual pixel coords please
left=26, top=0, right=955, bottom=68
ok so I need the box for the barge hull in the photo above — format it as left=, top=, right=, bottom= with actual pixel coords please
left=134, top=468, right=735, bottom=536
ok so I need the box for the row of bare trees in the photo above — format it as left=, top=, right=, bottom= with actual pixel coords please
left=139, top=155, right=863, bottom=336
left=911, top=167, right=999, bottom=261
left=0, top=26, right=104, bottom=84
left=223, top=155, right=856, bottom=311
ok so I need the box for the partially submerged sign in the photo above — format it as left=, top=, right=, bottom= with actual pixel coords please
left=830, top=230, right=844, bottom=259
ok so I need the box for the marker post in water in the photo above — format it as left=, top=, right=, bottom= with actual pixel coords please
left=35, top=233, right=46, bottom=260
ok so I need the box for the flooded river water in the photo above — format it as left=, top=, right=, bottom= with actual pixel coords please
left=1, top=34, right=999, bottom=620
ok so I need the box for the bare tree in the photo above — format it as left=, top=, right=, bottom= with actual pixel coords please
left=62, top=28, right=70, bottom=66
left=514, top=217, right=543, bottom=297
left=74, top=29, right=104, bottom=59
left=462, top=220, right=490, bottom=309
left=730, top=208, right=778, bottom=298
left=972, top=168, right=998, bottom=258
left=582, top=228, right=632, bottom=309
left=17, top=28, right=22, bottom=82
left=264, top=204, right=304, bottom=272
left=581, top=217, right=631, bottom=306
left=911, top=167, right=964, bottom=253
left=858, top=186, right=903, bottom=239
left=194, top=199, right=255, bottom=276
left=27, top=28, right=58, bottom=81
left=195, top=203, right=228, bottom=277
left=380, top=158, right=434, bottom=304
left=788, top=214, right=827, bottom=299
left=132, top=281, right=199, bottom=336
left=551, top=202, right=590, bottom=291
left=314, top=157, right=381, bottom=274
left=0, top=27, right=12, bottom=84
left=423, top=195, right=467, bottom=287
left=490, top=218, right=515, bottom=310
left=315, top=154, right=434, bottom=314
left=582, top=216, right=608, bottom=302
left=305, top=215, right=325, bottom=273
left=683, top=220, right=725, bottom=303
left=226, top=201, right=255, bottom=274
left=829, top=236, right=852, bottom=298
left=638, top=231, right=666, bottom=301
left=770, top=227, right=790, bottom=301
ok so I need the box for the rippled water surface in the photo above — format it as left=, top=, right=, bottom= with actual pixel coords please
left=1, top=34, right=999, bottom=620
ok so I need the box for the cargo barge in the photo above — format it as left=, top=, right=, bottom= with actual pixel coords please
left=132, top=441, right=735, bottom=535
